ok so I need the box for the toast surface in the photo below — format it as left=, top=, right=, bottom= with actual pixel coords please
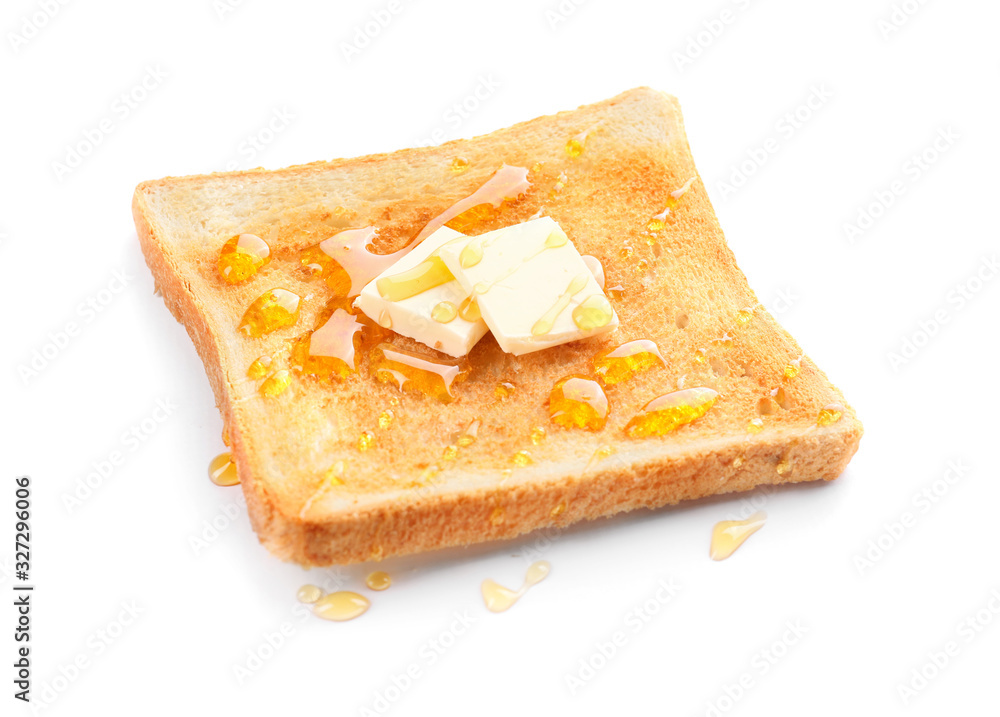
left=133, top=87, right=862, bottom=566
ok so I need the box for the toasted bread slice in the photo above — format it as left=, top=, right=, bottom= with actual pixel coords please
left=133, top=87, right=861, bottom=566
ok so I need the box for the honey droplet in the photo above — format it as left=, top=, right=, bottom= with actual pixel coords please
left=366, top=571, right=391, bottom=591
left=545, top=229, right=568, bottom=249
left=378, top=410, right=394, bottom=430
left=297, top=584, right=323, bottom=604
left=619, top=245, right=634, bottom=260
left=240, top=289, right=301, bottom=337
left=747, top=418, right=764, bottom=433
left=290, top=309, right=366, bottom=379
left=377, top=255, right=455, bottom=302
left=732, top=455, right=744, bottom=468
left=549, top=375, right=609, bottom=430
left=710, top=511, right=766, bottom=561
left=456, top=417, right=480, bottom=446
left=489, top=506, right=506, bottom=525
left=817, top=403, right=844, bottom=426
left=481, top=560, right=550, bottom=613
left=512, top=450, right=533, bottom=467
left=208, top=452, right=239, bottom=486
left=247, top=355, right=272, bottom=379
left=550, top=502, right=566, bottom=518
left=776, top=456, right=792, bottom=475
left=587, top=445, right=616, bottom=469
left=451, top=156, right=469, bottom=173
left=358, top=431, right=375, bottom=452
left=593, top=339, right=665, bottom=385
left=572, top=294, right=614, bottom=331
left=218, top=233, right=270, bottom=284
left=608, top=284, right=625, bottom=300
left=441, top=444, right=459, bottom=462
left=432, top=301, right=458, bottom=324
left=783, top=359, right=802, bottom=380
left=530, top=426, right=547, bottom=445
left=566, top=136, right=585, bottom=158
left=460, top=238, right=485, bottom=268
left=259, top=369, right=292, bottom=397
left=646, top=215, right=666, bottom=233
left=495, top=381, right=516, bottom=400
left=371, top=343, right=469, bottom=403
left=458, top=296, right=482, bottom=322
left=736, top=307, right=755, bottom=325
left=324, top=463, right=346, bottom=487
left=313, top=591, right=371, bottom=622
left=378, top=309, right=392, bottom=329
left=625, top=387, right=718, bottom=438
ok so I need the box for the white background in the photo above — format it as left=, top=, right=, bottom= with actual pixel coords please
left=3, top=0, right=999, bottom=715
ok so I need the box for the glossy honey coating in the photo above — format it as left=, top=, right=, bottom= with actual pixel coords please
left=366, top=571, right=392, bottom=591
left=239, top=289, right=301, bottom=337
left=624, top=387, right=718, bottom=438
left=370, top=343, right=469, bottom=403
left=571, top=294, right=614, bottom=331
left=290, top=309, right=365, bottom=380
left=549, top=375, right=609, bottom=430
left=247, top=355, right=272, bottom=379
left=218, top=233, right=270, bottom=284
left=592, top=339, right=665, bottom=385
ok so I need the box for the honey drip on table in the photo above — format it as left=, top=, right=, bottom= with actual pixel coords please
left=481, top=561, right=551, bottom=613
left=208, top=453, right=239, bottom=486
left=313, top=591, right=371, bottom=622
left=710, top=511, right=767, bottom=561
left=366, top=571, right=391, bottom=591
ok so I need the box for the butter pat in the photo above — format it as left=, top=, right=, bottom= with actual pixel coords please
left=355, top=227, right=488, bottom=357
left=439, top=217, right=618, bottom=355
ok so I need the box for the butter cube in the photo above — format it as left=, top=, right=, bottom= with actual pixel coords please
left=438, top=217, right=618, bottom=355
left=355, top=227, right=488, bottom=357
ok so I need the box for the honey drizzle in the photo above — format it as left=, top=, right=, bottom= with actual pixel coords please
left=531, top=273, right=590, bottom=336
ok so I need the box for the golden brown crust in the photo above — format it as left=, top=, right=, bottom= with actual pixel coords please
left=132, top=87, right=862, bottom=566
